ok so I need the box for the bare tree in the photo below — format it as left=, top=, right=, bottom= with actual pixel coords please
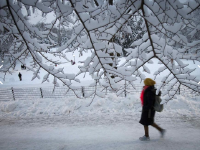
left=0, top=0, right=200, bottom=103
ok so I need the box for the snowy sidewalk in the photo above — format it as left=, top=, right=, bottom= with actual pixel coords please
left=0, top=115, right=200, bottom=150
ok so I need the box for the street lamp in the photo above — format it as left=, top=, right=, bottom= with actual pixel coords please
left=0, top=64, right=3, bottom=84
left=198, top=65, right=200, bottom=84
left=73, top=55, right=75, bottom=62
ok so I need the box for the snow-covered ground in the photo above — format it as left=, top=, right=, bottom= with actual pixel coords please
left=0, top=114, right=200, bottom=150
left=0, top=92, right=200, bottom=150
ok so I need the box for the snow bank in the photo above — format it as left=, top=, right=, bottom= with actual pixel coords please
left=1, top=102, right=18, bottom=112
left=164, top=95, right=200, bottom=117
left=0, top=93, right=200, bottom=119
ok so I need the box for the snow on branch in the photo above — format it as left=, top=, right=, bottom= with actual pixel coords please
left=0, top=0, right=200, bottom=103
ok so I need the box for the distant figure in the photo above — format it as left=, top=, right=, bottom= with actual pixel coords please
left=71, top=60, right=75, bottom=65
left=139, top=78, right=166, bottom=141
left=18, top=72, right=22, bottom=81
left=21, top=64, right=26, bottom=70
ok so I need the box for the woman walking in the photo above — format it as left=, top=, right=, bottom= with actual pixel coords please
left=139, top=78, right=166, bottom=141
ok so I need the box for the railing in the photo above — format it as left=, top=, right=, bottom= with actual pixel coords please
left=0, top=85, right=140, bottom=101
left=0, top=84, right=199, bottom=101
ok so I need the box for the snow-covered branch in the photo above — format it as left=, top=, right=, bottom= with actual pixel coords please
left=0, top=0, right=199, bottom=103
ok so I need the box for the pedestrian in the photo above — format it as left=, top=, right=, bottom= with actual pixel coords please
left=139, top=78, right=166, bottom=141
left=18, top=72, right=22, bottom=81
left=71, top=60, right=75, bottom=65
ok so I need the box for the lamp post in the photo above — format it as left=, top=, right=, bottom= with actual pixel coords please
left=198, top=65, right=200, bottom=84
left=73, top=55, right=75, bottom=62
left=0, top=62, right=3, bottom=84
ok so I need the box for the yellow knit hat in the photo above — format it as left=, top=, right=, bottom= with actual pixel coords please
left=144, top=78, right=156, bottom=86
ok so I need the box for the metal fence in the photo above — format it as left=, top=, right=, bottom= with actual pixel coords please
left=0, top=85, right=141, bottom=101
left=0, top=84, right=199, bottom=101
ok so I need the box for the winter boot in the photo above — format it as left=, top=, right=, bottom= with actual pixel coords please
left=139, top=135, right=150, bottom=141
left=160, top=129, right=166, bottom=138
